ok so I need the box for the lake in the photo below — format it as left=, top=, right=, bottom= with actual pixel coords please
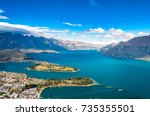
left=0, top=50, right=150, bottom=99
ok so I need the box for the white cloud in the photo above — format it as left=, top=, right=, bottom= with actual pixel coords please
left=63, top=22, right=82, bottom=27
left=108, top=28, right=136, bottom=39
left=125, top=33, right=136, bottom=38
left=0, top=15, right=9, bottom=19
left=103, top=34, right=113, bottom=39
left=88, top=27, right=105, bottom=33
left=0, top=22, right=68, bottom=38
left=0, top=21, right=149, bottom=46
left=0, top=9, right=9, bottom=20
left=109, top=28, right=124, bottom=36
left=0, top=9, right=4, bottom=13
left=82, top=28, right=147, bottom=46
left=72, top=32, right=76, bottom=35
left=50, top=29, right=69, bottom=33
left=81, top=34, right=87, bottom=38
left=138, top=32, right=149, bottom=36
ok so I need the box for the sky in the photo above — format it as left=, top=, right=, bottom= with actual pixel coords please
left=0, top=0, right=150, bottom=45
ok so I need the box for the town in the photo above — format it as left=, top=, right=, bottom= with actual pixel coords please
left=0, top=71, right=94, bottom=99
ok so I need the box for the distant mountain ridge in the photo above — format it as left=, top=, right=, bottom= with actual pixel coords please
left=0, top=32, right=100, bottom=51
left=102, top=35, right=150, bottom=58
left=59, top=40, right=101, bottom=50
left=0, top=32, right=66, bottom=51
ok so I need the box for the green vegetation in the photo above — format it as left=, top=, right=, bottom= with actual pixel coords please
left=36, top=77, right=94, bottom=92
left=23, top=84, right=38, bottom=90
left=0, top=92, right=5, bottom=96
left=28, top=62, right=78, bottom=72
left=0, top=72, right=95, bottom=99
left=43, top=77, right=93, bottom=87
left=67, top=77, right=93, bottom=85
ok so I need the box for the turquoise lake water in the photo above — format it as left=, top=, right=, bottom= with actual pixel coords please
left=0, top=50, right=150, bottom=99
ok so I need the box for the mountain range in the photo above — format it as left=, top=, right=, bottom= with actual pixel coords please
left=102, top=35, right=150, bottom=58
left=2, top=32, right=150, bottom=59
left=0, top=32, right=100, bottom=51
left=0, top=32, right=65, bottom=51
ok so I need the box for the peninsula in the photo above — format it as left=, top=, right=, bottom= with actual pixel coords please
left=0, top=71, right=94, bottom=99
left=19, top=49, right=59, bottom=54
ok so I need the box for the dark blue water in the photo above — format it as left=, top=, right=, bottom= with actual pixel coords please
left=0, top=50, right=150, bottom=98
left=41, top=86, right=139, bottom=99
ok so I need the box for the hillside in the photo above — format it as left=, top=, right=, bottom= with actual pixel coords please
left=100, top=43, right=118, bottom=52
left=102, top=35, right=150, bottom=58
left=0, top=49, right=27, bottom=62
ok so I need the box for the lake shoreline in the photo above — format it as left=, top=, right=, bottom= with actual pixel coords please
left=38, top=83, right=97, bottom=99
left=0, top=71, right=95, bottom=99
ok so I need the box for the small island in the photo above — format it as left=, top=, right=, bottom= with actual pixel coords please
left=28, top=62, right=79, bottom=72
left=0, top=71, right=94, bottom=99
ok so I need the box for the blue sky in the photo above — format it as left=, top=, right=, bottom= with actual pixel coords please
left=0, top=0, right=150, bottom=45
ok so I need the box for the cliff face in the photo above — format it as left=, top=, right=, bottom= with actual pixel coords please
left=102, top=35, right=150, bottom=58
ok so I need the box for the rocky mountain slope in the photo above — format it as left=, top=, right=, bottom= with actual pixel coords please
left=100, top=43, right=118, bottom=52
left=102, top=35, right=150, bottom=58
left=0, top=49, right=27, bottom=62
